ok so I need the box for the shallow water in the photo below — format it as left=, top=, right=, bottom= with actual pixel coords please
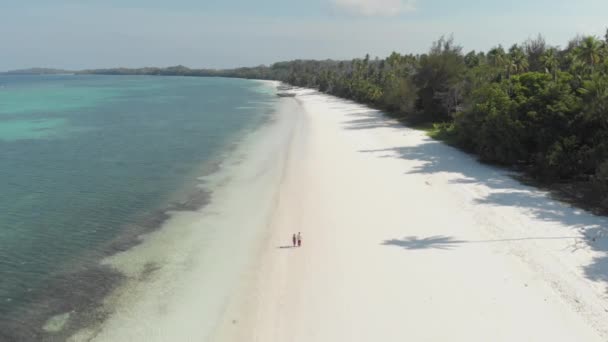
left=0, top=75, right=277, bottom=339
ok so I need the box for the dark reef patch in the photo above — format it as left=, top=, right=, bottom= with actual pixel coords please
left=0, top=187, right=214, bottom=341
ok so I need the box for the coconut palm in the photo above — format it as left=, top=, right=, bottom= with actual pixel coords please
left=574, top=36, right=603, bottom=66
left=507, top=45, right=529, bottom=76
left=566, top=53, right=588, bottom=89
left=579, top=74, right=608, bottom=127
left=487, top=46, right=507, bottom=69
left=540, top=48, right=560, bottom=80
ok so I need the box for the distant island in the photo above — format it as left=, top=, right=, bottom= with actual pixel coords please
left=77, top=64, right=284, bottom=80
left=1, top=65, right=280, bottom=79
left=1, top=68, right=74, bottom=75
left=2, top=62, right=312, bottom=81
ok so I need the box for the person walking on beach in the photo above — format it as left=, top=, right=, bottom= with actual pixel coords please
left=297, top=232, right=302, bottom=247
left=292, top=233, right=297, bottom=247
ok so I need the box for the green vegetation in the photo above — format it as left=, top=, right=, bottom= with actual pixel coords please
left=75, top=30, right=608, bottom=210
left=1, top=68, right=73, bottom=75
left=257, top=32, right=608, bottom=210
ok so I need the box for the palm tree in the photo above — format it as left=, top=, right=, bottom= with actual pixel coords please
left=579, top=74, right=608, bottom=128
left=540, top=48, right=560, bottom=80
left=567, top=53, right=587, bottom=89
left=505, top=45, right=529, bottom=78
left=510, top=45, right=529, bottom=74
left=487, top=46, right=509, bottom=79
left=487, top=46, right=507, bottom=69
left=574, top=36, right=603, bottom=66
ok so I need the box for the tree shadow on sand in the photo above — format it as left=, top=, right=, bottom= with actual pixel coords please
left=383, top=235, right=584, bottom=251
left=356, top=118, right=608, bottom=292
left=383, top=235, right=466, bottom=250
left=341, top=108, right=404, bottom=130
left=318, top=96, right=404, bottom=131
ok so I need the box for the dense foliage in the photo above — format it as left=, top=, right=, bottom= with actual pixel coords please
left=264, top=33, right=608, bottom=208
left=82, top=31, right=608, bottom=208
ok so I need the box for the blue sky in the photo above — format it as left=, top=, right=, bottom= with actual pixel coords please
left=1, top=0, right=607, bottom=70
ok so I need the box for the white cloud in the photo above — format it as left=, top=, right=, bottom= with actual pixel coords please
left=332, top=0, right=416, bottom=16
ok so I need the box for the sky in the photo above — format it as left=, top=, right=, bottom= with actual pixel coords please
left=1, top=0, right=607, bottom=71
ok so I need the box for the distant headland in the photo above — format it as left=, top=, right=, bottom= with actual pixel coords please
left=0, top=64, right=279, bottom=79
left=1, top=68, right=75, bottom=75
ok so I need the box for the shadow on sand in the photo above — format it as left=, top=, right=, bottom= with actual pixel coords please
left=382, top=235, right=583, bottom=251
left=342, top=103, right=608, bottom=292
left=319, top=96, right=404, bottom=131
left=383, top=236, right=466, bottom=250
left=277, top=245, right=296, bottom=249
left=343, top=116, right=404, bottom=131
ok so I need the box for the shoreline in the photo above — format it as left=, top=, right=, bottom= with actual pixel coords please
left=214, top=88, right=608, bottom=341
left=0, top=79, right=285, bottom=341
left=66, top=81, right=301, bottom=341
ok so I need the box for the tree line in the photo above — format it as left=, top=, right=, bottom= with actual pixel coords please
left=253, top=32, right=608, bottom=210
left=83, top=30, right=608, bottom=210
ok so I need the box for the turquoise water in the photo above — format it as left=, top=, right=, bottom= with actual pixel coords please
left=0, top=75, right=277, bottom=339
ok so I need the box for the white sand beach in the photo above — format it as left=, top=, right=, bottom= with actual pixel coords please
left=215, top=88, right=608, bottom=341
left=72, top=84, right=608, bottom=342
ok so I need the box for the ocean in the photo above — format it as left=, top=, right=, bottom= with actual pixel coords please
left=0, top=75, right=281, bottom=340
